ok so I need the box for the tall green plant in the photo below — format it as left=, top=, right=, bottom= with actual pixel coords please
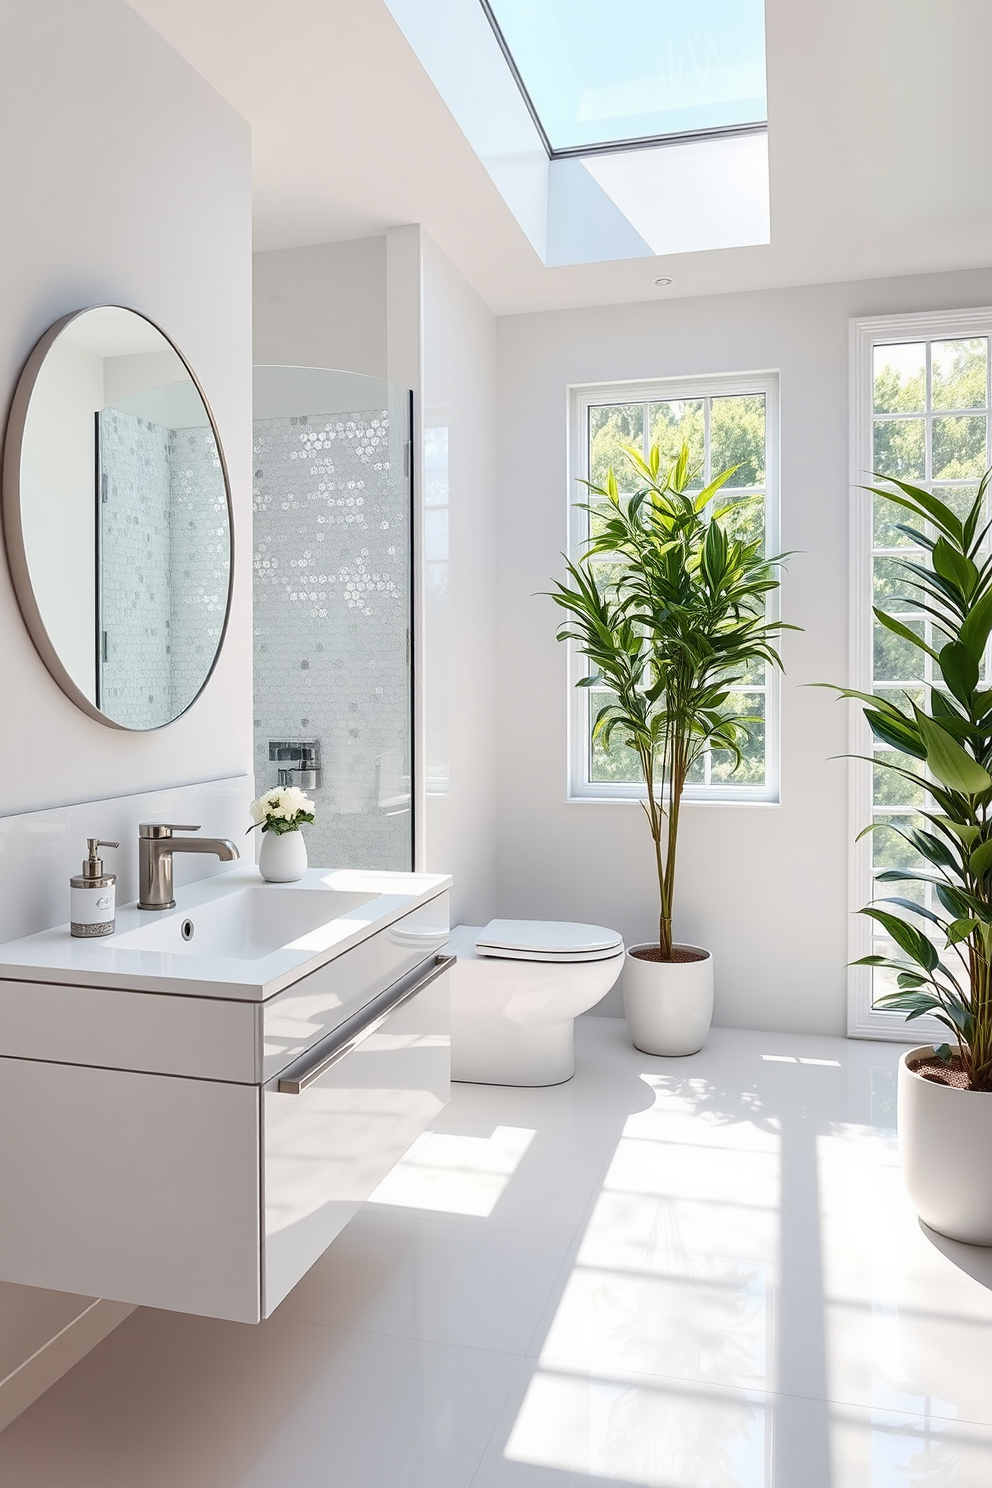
left=549, top=440, right=793, bottom=961
left=832, top=471, right=992, bottom=1091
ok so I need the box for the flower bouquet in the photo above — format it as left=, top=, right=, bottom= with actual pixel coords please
left=248, top=787, right=316, bottom=882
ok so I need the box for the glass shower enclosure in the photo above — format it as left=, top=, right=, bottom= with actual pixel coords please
left=252, top=367, right=413, bottom=872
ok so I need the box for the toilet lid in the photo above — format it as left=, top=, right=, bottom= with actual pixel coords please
left=475, top=919, right=624, bottom=962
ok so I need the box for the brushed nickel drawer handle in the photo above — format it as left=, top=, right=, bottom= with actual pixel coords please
left=277, top=954, right=453, bottom=1095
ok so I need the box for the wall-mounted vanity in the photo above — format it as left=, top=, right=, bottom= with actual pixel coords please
left=0, top=864, right=450, bottom=1323
left=0, top=311, right=447, bottom=1327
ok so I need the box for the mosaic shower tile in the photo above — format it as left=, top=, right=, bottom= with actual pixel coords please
left=252, top=408, right=412, bottom=871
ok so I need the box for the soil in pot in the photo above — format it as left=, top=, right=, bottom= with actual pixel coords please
left=630, top=946, right=708, bottom=964
left=908, top=1054, right=972, bottom=1089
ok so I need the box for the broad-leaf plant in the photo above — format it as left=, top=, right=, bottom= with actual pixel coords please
left=549, top=440, right=793, bottom=962
left=833, top=472, right=992, bottom=1091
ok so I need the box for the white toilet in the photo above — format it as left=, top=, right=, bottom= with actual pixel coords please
left=447, top=919, right=624, bottom=1086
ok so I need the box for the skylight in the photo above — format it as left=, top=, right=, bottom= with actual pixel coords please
left=481, top=0, right=768, bottom=156
left=384, top=0, right=771, bottom=265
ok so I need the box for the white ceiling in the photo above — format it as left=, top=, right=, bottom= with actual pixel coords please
left=129, top=0, right=992, bottom=316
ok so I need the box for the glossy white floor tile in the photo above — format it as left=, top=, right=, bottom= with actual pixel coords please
left=2, top=1019, right=992, bottom=1487
left=279, top=1207, right=575, bottom=1354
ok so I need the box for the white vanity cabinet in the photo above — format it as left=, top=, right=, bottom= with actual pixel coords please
left=0, top=876, right=451, bottom=1323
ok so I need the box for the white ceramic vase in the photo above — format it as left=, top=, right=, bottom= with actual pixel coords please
left=898, top=1045, right=992, bottom=1245
left=258, top=827, right=308, bottom=883
left=623, top=943, right=714, bottom=1056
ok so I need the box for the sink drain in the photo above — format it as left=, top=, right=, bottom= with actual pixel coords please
left=181, top=918, right=194, bottom=941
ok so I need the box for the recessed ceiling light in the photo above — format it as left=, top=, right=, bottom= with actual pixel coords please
left=653, top=276, right=673, bottom=287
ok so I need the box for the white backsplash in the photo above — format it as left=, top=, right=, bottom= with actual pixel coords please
left=0, top=776, right=252, bottom=944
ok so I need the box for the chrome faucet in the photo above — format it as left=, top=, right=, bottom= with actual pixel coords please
left=137, top=823, right=239, bottom=911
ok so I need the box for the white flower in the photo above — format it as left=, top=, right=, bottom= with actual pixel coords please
left=249, top=786, right=316, bottom=825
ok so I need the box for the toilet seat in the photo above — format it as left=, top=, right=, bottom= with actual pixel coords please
left=475, top=919, right=624, bottom=964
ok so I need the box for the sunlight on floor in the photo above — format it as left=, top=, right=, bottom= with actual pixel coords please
left=366, top=1124, right=536, bottom=1216
left=504, top=1369, right=768, bottom=1486
left=506, top=1071, right=781, bottom=1483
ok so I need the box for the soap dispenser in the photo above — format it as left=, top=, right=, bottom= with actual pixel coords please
left=70, top=839, right=120, bottom=938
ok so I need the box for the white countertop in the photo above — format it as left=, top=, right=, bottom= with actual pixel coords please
left=0, top=866, right=451, bottom=1000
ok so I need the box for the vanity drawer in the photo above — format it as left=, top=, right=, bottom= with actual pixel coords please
left=261, top=890, right=449, bottom=1081
left=261, top=953, right=451, bottom=1316
left=0, top=978, right=257, bottom=1083
left=0, top=1056, right=261, bottom=1321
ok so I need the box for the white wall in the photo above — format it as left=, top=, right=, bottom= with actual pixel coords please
left=0, top=0, right=250, bottom=1424
left=253, top=238, right=387, bottom=377
left=421, top=235, right=499, bottom=925
left=496, top=267, right=992, bottom=1035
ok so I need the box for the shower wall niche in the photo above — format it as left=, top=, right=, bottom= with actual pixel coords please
left=252, top=367, right=413, bottom=872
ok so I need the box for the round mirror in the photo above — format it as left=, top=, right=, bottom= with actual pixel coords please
left=2, top=306, right=233, bottom=730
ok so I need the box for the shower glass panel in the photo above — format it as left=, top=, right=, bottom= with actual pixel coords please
left=252, top=366, right=413, bottom=872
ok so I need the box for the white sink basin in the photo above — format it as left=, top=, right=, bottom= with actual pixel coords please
left=112, top=886, right=378, bottom=960
left=0, top=865, right=452, bottom=999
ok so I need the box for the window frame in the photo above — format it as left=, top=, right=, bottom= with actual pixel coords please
left=567, top=370, right=781, bottom=805
left=848, top=308, right=992, bottom=1040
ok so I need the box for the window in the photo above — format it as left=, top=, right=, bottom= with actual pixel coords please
left=568, top=372, right=780, bottom=802
left=481, top=0, right=767, bottom=155
left=850, top=310, right=992, bottom=1038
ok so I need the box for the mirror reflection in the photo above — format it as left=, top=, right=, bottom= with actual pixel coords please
left=6, top=306, right=232, bottom=729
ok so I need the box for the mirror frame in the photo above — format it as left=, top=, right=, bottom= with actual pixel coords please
left=1, top=306, right=235, bottom=730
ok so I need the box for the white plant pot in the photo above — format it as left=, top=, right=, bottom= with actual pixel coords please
left=623, top=943, right=714, bottom=1056
left=258, top=828, right=308, bottom=883
left=898, top=1045, right=992, bottom=1245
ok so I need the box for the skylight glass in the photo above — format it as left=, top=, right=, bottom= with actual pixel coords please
left=482, top=0, right=767, bottom=154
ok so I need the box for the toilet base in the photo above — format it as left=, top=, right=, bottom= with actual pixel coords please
left=451, top=1017, right=575, bottom=1087
left=446, top=928, right=624, bottom=1088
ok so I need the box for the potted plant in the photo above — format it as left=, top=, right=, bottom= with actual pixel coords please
left=248, top=786, right=316, bottom=883
left=832, top=471, right=992, bottom=1243
left=549, top=440, right=793, bottom=1055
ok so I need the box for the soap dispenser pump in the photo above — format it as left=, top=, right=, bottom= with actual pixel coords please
left=70, top=839, right=120, bottom=938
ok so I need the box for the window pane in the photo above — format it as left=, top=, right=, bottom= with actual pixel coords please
left=872, top=813, right=926, bottom=871
left=874, top=494, right=919, bottom=548
left=709, top=394, right=766, bottom=486
left=931, top=415, right=988, bottom=481
left=709, top=692, right=765, bottom=783
left=588, top=692, right=641, bottom=783
left=589, top=404, right=643, bottom=491
left=720, top=492, right=764, bottom=548
left=873, top=418, right=925, bottom=480
left=648, top=399, right=703, bottom=478
left=736, top=656, right=766, bottom=687
left=589, top=501, right=619, bottom=541
left=873, top=556, right=923, bottom=615
left=874, top=617, right=924, bottom=682
left=931, top=338, right=988, bottom=411
left=873, top=684, right=926, bottom=710
left=873, top=343, right=925, bottom=413
left=589, top=558, right=627, bottom=595
left=933, top=482, right=981, bottom=525
left=874, top=749, right=926, bottom=809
